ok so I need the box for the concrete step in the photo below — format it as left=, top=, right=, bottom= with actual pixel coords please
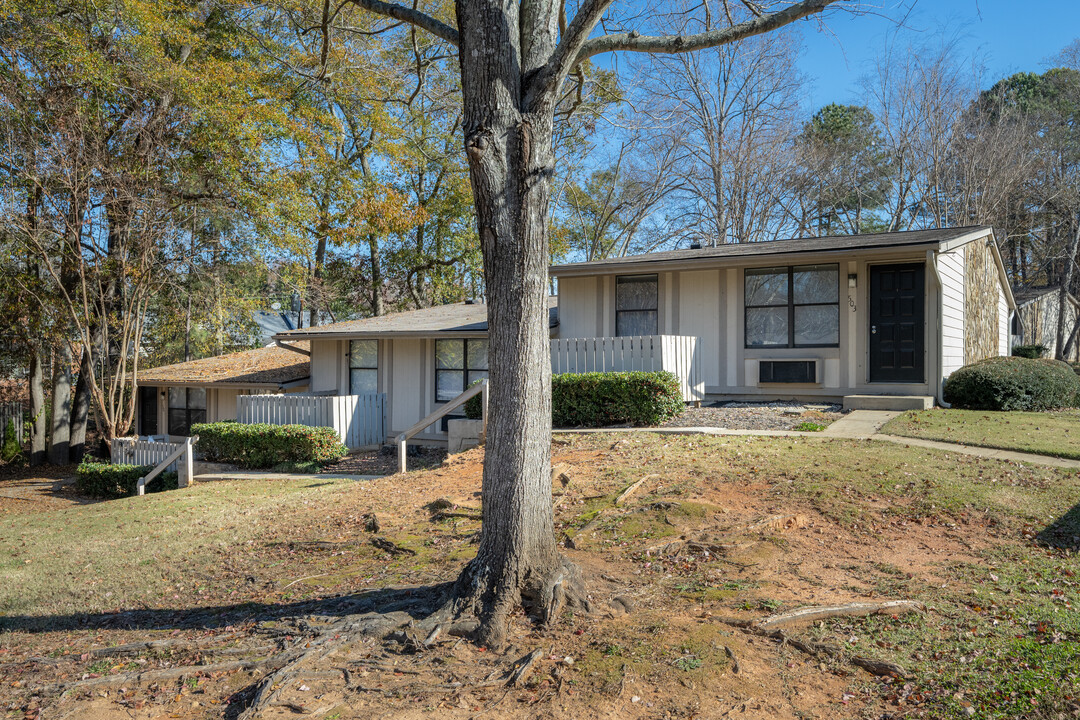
left=842, top=394, right=934, bottom=411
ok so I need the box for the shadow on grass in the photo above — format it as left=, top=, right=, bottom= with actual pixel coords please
left=0, top=582, right=454, bottom=634
left=1036, top=502, right=1080, bottom=549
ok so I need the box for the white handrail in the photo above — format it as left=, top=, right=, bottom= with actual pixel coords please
left=136, top=436, right=198, bottom=496
left=397, top=380, right=488, bottom=474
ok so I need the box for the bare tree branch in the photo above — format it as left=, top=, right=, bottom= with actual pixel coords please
left=577, top=0, right=836, bottom=64
left=342, top=0, right=459, bottom=46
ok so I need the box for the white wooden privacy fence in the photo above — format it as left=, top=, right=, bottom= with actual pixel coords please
left=112, top=437, right=183, bottom=472
left=236, top=393, right=386, bottom=449
left=550, top=335, right=704, bottom=402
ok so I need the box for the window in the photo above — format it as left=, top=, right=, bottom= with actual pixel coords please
left=167, top=387, right=206, bottom=436
left=435, top=339, right=489, bottom=402
left=616, top=274, right=658, bottom=336
left=745, top=264, right=839, bottom=348
left=349, top=339, right=378, bottom=394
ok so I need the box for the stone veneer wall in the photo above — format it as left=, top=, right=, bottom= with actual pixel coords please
left=964, top=238, right=1000, bottom=364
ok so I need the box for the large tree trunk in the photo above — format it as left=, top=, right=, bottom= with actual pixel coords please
left=28, top=343, right=46, bottom=467
left=48, top=344, right=73, bottom=465
left=1056, top=220, right=1080, bottom=360
left=447, top=0, right=582, bottom=648
left=69, top=347, right=92, bottom=463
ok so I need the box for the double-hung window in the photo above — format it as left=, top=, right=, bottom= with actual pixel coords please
left=167, top=387, right=206, bottom=436
left=349, top=340, right=378, bottom=394
left=745, top=264, right=839, bottom=348
left=435, top=339, right=489, bottom=402
left=615, top=274, right=658, bottom=336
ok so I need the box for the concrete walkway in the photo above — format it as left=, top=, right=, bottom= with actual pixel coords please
left=194, top=471, right=382, bottom=482
left=555, top=409, right=1080, bottom=470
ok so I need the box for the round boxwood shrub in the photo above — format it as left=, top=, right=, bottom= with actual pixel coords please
left=1011, top=343, right=1047, bottom=359
left=943, top=356, right=1080, bottom=411
left=192, top=422, right=348, bottom=469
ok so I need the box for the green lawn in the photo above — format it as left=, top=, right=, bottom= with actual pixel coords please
left=881, top=408, right=1080, bottom=460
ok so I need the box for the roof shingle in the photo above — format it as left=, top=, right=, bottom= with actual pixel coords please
left=138, top=343, right=310, bottom=387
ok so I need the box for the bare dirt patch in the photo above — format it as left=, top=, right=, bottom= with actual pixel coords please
left=0, top=464, right=91, bottom=516
left=662, top=401, right=844, bottom=431
left=2, top=434, right=1075, bottom=720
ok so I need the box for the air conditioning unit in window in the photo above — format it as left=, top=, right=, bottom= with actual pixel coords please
left=759, top=360, right=817, bottom=384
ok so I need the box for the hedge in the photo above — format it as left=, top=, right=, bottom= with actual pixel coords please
left=552, top=371, right=684, bottom=427
left=75, top=461, right=178, bottom=499
left=943, top=356, right=1080, bottom=411
left=1012, top=344, right=1048, bottom=359
left=191, top=422, right=348, bottom=469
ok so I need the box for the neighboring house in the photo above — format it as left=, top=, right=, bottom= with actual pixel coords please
left=1010, top=286, right=1080, bottom=362
left=136, top=225, right=1016, bottom=445
left=136, top=343, right=310, bottom=438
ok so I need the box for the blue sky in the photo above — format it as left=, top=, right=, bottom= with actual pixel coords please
left=800, top=0, right=1080, bottom=108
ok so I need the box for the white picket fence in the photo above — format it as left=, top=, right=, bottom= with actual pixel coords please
left=550, top=335, right=704, bottom=402
left=236, top=393, right=386, bottom=449
left=111, top=437, right=183, bottom=472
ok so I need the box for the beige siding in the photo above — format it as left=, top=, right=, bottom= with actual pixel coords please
left=387, top=338, right=428, bottom=436
left=310, top=339, right=341, bottom=393
left=676, top=269, right=722, bottom=388
left=556, top=276, right=600, bottom=338
left=939, top=247, right=966, bottom=376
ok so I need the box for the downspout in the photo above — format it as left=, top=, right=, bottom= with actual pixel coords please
left=927, top=249, right=948, bottom=408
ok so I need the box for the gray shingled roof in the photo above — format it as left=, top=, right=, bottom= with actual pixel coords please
left=1012, top=286, right=1079, bottom=307
left=275, top=298, right=559, bottom=340
left=551, top=226, right=993, bottom=275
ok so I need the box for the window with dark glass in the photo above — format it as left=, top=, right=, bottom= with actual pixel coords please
left=435, top=339, right=489, bottom=402
left=616, top=274, right=658, bottom=336
left=349, top=340, right=378, bottom=394
left=167, top=387, right=206, bottom=436
left=745, top=264, right=839, bottom=348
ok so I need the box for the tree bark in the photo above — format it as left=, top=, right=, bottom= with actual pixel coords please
left=28, top=343, right=46, bottom=467
left=69, top=347, right=92, bottom=462
left=48, top=344, right=72, bottom=465
left=447, top=0, right=578, bottom=648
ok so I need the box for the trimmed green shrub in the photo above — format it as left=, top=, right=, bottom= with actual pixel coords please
left=1012, top=344, right=1048, bottom=359
left=1, top=419, right=21, bottom=463
left=943, top=356, right=1080, bottom=411
left=192, top=422, right=348, bottom=469
left=551, top=371, right=685, bottom=427
left=75, top=462, right=178, bottom=498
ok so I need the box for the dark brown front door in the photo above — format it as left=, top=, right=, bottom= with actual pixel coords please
left=869, top=263, right=925, bottom=384
left=139, top=386, right=158, bottom=436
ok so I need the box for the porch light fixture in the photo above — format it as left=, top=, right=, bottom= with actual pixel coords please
left=848, top=273, right=858, bottom=288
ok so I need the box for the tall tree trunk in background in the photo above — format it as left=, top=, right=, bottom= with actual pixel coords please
left=368, top=233, right=384, bottom=316
left=68, top=347, right=92, bottom=462
left=48, top=343, right=72, bottom=465
left=1056, top=220, right=1080, bottom=360
left=28, top=344, right=46, bottom=467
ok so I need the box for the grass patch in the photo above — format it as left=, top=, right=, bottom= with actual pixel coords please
left=882, top=408, right=1080, bottom=460
left=794, top=421, right=827, bottom=432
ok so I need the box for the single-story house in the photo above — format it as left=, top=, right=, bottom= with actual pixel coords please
left=136, top=343, right=310, bottom=438
left=1010, top=286, right=1080, bottom=362
left=135, top=225, right=1016, bottom=445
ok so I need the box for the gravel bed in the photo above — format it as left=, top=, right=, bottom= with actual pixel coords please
left=662, top=400, right=845, bottom=431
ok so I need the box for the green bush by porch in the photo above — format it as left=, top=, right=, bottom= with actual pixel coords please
left=943, top=356, right=1080, bottom=411
left=551, top=371, right=684, bottom=427
left=192, top=422, right=348, bottom=469
left=76, top=462, right=178, bottom=498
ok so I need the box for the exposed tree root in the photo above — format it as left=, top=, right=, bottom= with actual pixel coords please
left=718, top=600, right=923, bottom=679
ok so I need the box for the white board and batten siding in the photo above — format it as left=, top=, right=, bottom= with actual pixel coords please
left=550, top=335, right=704, bottom=402
left=998, top=288, right=1010, bottom=357
left=111, top=438, right=182, bottom=472
left=236, top=393, right=386, bottom=449
left=938, top=248, right=966, bottom=377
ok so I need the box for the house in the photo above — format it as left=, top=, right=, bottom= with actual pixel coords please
left=135, top=225, right=1016, bottom=445
left=1010, top=286, right=1080, bottom=362
left=136, top=343, right=310, bottom=438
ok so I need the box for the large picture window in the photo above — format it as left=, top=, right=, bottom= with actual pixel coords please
left=745, top=264, right=839, bottom=348
left=167, top=387, right=206, bottom=436
left=349, top=339, right=378, bottom=394
left=435, top=339, right=489, bottom=402
left=616, top=274, right=658, bottom=336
